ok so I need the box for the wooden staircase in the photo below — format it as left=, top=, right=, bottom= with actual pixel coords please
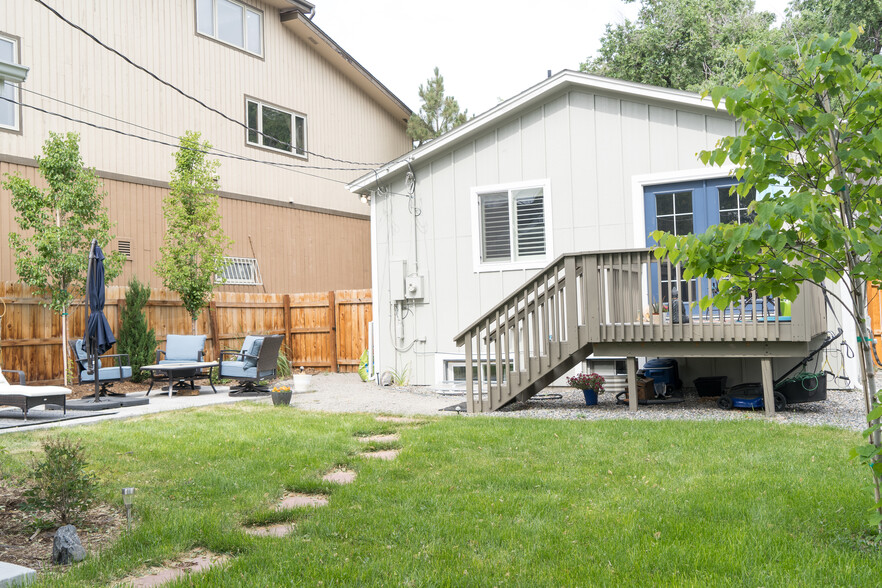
left=454, top=249, right=827, bottom=413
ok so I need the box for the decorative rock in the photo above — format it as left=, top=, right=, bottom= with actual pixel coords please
left=0, top=561, right=37, bottom=587
left=52, top=525, right=86, bottom=565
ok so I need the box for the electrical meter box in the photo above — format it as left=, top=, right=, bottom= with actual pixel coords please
left=405, top=275, right=424, bottom=299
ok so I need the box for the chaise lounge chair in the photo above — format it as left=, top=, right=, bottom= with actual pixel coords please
left=0, top=369, right=72, bottom=420
left=218, top=335, right=283, bottom=395
left=69, top=339, right=133, bottom=396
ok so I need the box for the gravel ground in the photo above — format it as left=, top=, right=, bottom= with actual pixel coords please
left=279, top=371, right=880, bottom=432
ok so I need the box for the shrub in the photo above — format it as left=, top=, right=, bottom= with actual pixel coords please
left=22, top=438, right=97, bottom=528
left=117, top=276, right=157, bottom=383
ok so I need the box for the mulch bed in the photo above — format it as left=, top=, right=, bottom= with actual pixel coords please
left=67, top=380, right=153, bottom=400
left=0, top=478, right=124, bottom=572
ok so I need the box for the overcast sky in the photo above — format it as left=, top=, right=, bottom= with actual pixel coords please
left=312, top=0, right=791, bottom=117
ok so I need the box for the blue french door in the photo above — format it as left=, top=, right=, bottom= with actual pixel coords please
left=643, top=177, right=745, bottom=307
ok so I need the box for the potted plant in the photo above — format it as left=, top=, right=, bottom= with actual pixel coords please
left=566, top=372, right=605, bottom=406
left=271, top=384, right=292, bottom=406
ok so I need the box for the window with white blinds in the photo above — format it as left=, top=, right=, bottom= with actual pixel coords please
left=475, top=181, right=550, bottom=268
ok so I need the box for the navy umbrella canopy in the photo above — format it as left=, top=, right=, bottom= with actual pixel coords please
left=85, top=240, right=115, bottom=400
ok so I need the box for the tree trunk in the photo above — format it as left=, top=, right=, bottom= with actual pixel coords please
left=192, top=317, right=197, bottom=336
left=61, top=305, right=68, bottom=387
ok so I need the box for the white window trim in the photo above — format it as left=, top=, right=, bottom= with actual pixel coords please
left=245, top=97, right=307, bottom=159
left=196, top=0, right=263, bottom=57
left=470, top=178, right=553, bottom=273
left=217, top=256, right=263, bottom=285
left=0, top=33, right=20, bottom=132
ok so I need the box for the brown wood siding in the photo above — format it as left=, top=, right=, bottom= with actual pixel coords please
left=1, top=161, right=369, bottom=292
left=0, top=282, right=372, bottom=383
left=870, top=282, right=882, bottom=362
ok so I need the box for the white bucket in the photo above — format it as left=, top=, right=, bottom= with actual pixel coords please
left=293, top=374, right=312, bottom=393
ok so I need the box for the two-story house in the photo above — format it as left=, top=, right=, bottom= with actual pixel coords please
left=1, top=0, right=412, bottom=292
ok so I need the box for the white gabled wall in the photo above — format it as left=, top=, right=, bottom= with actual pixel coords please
left=373, top=88, right=738, bottom=386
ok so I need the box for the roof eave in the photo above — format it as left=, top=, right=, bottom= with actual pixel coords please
left=347, top=70, right=728, bottom=194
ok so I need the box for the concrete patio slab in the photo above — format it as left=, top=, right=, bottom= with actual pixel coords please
left=0, top=561, right=36, bottom=587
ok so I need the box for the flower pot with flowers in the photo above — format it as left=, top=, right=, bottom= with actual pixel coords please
left=566, top=373, right=605, bottom=406
left=271, top=385, right=292, bottom=406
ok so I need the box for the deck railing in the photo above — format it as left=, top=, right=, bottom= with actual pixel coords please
left=454, top=249, right=827, bottom=412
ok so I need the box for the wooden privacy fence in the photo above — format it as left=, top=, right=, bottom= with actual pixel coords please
left=0, top=282, right=371, bottom=384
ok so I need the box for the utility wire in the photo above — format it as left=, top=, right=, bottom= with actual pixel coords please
left=2, top=95, right=356, bottom=185
left=33, top=0, right=389, bottom=168
left=16, top=87, right=373, bottom=173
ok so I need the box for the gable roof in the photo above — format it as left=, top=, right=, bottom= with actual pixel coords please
left=347, top=69, right=729, bottom=194
left=281, top=10, right=411, bottom=123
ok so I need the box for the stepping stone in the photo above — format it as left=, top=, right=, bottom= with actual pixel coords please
left=0, top=561, right=36, bottom=587
left=127, top=552, right=227, bottom=588
left=322, top=469, right=356, bottom=484
left=277, top=493, right=328, bottom=509
left=246, top=524, right=295, bottom=538
left=360, top=449, right=400, bottom=460
left=375, top=416, right=418, bottom=423
left=357, top=433, right=400, bottom=443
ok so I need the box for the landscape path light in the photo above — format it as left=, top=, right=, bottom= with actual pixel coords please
left=122, top=487, right=135, bottom=532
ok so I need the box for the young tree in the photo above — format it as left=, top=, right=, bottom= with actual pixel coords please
left=652, top=29, right=882, bottom=529
left=116, top=277, right=156, bottom=382
left=406, top=67, right=468, bottom=146
left=3, top=132, right=123, bottom=384
left=581, top=0, right=778, bottom=92
left=155, top=131, right=231, bottom=334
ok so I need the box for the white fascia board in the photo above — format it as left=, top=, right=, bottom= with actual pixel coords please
left=348, top=70, right=727, bottom=194
left=0, top=61, right=29, bottom=84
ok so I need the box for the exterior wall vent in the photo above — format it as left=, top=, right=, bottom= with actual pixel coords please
left=118, top=239, right=132, bottom=258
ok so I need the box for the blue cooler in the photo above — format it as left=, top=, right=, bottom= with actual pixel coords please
left=637, top=358, right=681, bottom=392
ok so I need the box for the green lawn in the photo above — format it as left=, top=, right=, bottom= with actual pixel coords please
left=2, top=404, right=880, bottom=586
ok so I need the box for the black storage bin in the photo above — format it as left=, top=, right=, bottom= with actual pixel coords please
left=694, top=376, right=727, bottom=397
left=776, top=373, right=827, bottom=404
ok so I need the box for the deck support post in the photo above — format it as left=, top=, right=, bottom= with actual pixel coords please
left=626, top=356, right=638, bottom=413
left=761, top=357, right=775, bottom=417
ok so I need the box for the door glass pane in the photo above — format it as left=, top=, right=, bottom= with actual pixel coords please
left=656, top=216, right=674, bottom=234
left=674, top=191, right=692, bottom=213
left=719, top=210, right=739, bottom=224
left=514, top=188, right=545, bottom=258
left=246, top=10, right=262, bottom=54
left=675, top=215, right=693, bottom=235
left=655, top=193, right=674, bottom=215
left=481, top=192, right=511, bottom=261
left=246, top=101, right=258, bottom=144
left=261, top=105, right=292, bottom=151
left=217, top=0, right=244, bottom=47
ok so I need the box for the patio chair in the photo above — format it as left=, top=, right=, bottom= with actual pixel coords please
left=0, top=369, right=72, bottom=420
left=218, top=335, right=283, bottom=395
left=147, top=334, right=207, bottom=394
left=69, top=339, right=133, bottom=396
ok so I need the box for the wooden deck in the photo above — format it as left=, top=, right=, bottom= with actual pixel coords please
left=454, top=249, right=827, bottom=414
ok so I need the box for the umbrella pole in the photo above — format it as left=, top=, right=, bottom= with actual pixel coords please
left=93, top=340, right=101, bottom=403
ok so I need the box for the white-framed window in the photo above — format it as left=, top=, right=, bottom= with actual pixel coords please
left=196, top=0, right=263, bottom=56
left=218, top=256, right=263, bottom=285
left=471, top=179, right=552, bottom=271
left=246, top=98, right=306, bottom=157
left=0, top=33, right=20, bottom=131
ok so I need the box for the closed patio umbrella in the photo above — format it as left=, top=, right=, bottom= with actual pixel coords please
left=84, top=239, right=115, bottom=402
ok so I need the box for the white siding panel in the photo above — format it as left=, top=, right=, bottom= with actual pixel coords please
left=520, top=106, right=546, bottom=180
left=452, top=143, right=476, bottom=239
left=474, top=130, right=499, bottom=187
left=594, top=96, right=625, bottom=223
left=648, top=106, right=678, bottom=172
left=569, top=91, right=597, bottom=232
left=676, top=111, right=706, bottom=169
left=496, top=117, right=522, bottom=184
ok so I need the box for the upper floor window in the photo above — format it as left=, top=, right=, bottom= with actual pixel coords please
left=246, top=98, right=306, bottom=157
left=472, top=180, right=551, bottom=270
left=718, top=185, right=756, bottom=224
left=197, top=0, right=263, bottom=56
left=0, top=34, right=20, bottom=131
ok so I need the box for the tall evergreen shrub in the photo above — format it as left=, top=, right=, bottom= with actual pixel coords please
left=117, top=277, right=156, bottom=382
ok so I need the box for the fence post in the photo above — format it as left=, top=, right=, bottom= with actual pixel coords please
left=328, top=291, right=338, bottom=372
left=282, top=294, right=292, bottom=360
left=208, top=301, right=220, bottom=360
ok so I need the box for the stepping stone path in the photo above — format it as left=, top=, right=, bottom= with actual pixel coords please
left=246, top=524, right=295, bottom=538
left=277, top=492, right=329, bottom=509
left=357, top=433, right=400, bottom=443
left=124, top=551, right=227, bottom=587
left=359, top=449, right=400, bottom=460
left=375, top=416, right=418, bottom=424
left=322, top=469, right=357, bottom=484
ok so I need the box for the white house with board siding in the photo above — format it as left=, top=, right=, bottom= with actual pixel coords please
left=1, top=0, right=411, bottom=293
left=350, top=70, right=857, bottom=409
